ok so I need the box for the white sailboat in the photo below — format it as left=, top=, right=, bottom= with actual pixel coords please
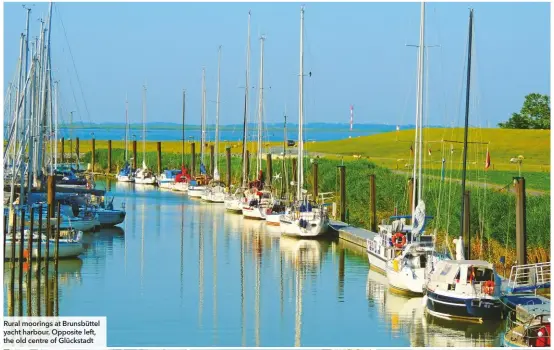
left=224, top=11, right=251, bottom=212
left=279, top=7, right=329, bottom=237
left=188, top=68, right=209, bottom=198
left=242, top=35, right=273, bottom=220
left=134, top=85, right=157, bottom=185
left=117, top=96, right=135, bottom=182
left=203, top=46, right=226, bottom=203
left=172, top=90, right=192, bottom=193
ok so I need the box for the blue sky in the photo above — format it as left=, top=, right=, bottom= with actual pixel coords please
left=3, top=2, right=550, bottom=128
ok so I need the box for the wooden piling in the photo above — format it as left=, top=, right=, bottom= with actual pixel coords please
left=369, top=174, right=377, bottom=232
left=75, top=137, right=80, bottom=164
left=3, top=213, right=7, bottom=259
left=226, top=147, right=231, bottom=190
left=266, top=153, right=273, bottom=187
left=463, top=190, right=471, bottom=260
left=27, top=208, right=33, bottom=316
left=9, top=210, right=16, bottom=316
left=210, top=145, right=215, bottom=176
left=91, top=138, right=96, bottom=172
left=44, top=206, right=50, bottom=315
left=514, top=177, right=527, bottom=265
left=55, top=203, right=61, bottom=270
left=191, top=143, right=196, bottom=176
left=132, top=140, right=137, bottom=169
left=36, top=205, right=42, bottom=316
left=18, top=208, right=25, bottom=316
left=61, top=137, right=65, bottom=164
left=312, top=161, right=318, bottom=201
left=107, top=140, right=112, bottom=173
left=338, top=248, right=345, bottom=298
left=47, top=175, right=56, bottom=216
left=157, top=142, right=162, bottom=175
left=338, top=165, right=346, bottom=222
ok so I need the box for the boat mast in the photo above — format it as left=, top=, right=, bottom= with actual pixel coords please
left=256, top=36, right=265, bottom=175
left=283, top=110, right=288, bottom=199
left=459, top=9, right=474, bottom=256
left=125, top=94, right=129, bottom=162
left=297, top=6, right=304, bottom=201
left=142, top=84, right=147, bottom=168
left=182, top=89, right=186, bottom=167
left=9, top=33, right=25, bottom=209
left=241, top=10, right=251, bottom=188
left=201, top=67, right=206, bottom=167
left=215, top=46, right=221, bottom=179
left=411, top=2, right=425, bottom=220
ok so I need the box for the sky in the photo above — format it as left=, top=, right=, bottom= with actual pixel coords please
left=3, top=1, right=551, bottom=128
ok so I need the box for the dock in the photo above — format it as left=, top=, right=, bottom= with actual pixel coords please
left=329, top=220, right=378, bottom=249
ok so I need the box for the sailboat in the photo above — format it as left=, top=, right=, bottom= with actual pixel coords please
left=188, top=68, right=210, bottom=197
left=224, top=11, right=252, bottom=213
left=117, top=96, right=135, bottom=182
left=266, top=112, right=289, bottom=226
left=173, top=90, right=192, bottom=193
left=242, top=35, right=274, bottom=220
left=203, top=46, right=227, bottom=203
left=134, top=85, right=157, bottom=185
left=279, top=7, right=330, bottom=237
left=423, top=9, right=504, bottom=323
left=384, top=2, right=449, bottom=295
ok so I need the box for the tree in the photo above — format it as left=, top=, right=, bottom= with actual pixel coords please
left=498, top=93, right=550, bottom=129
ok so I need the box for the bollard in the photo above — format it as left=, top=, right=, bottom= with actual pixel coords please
left=463, top=190, right=470, bottom=260
left=266, top=153, right=272, bottom=187
left=369, top=174, right=377, bottom=232
left=132, top=140, right=137, bottom=169
left=514, top=177, right=527, bottom=265
left=61, top=137, right=65, bottom=164
left=210, top=145, right=215, bottom=177
left=312, top=161, right=318, bottom=201
left=157, top=142, right=162, bottom=175
left=191, top=143, right=196, bottom=176
left=76, top=137, right=80, bottom=165
left=338, top=165, right=346, bottom=222
left=226, top=147, right=231, bottom=190
left=108, top=140, right=112, bottom=173
left=91, top=138, right=96, bottom=172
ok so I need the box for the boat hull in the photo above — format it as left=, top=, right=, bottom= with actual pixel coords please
left=5, top=241, right=85, bottom=259
left=225, top=198, right=244, bottom=212
left=188, top=186, right=206, bottom=198
left=158, top=181, right=174, bottom=190
left=425, top=289, right=503, bottom=322
left=386, top=264, right=425, bottom=295
left=366, top=248, right=387, bottom=275
left=242, top=206, right=268, bottom=220
left=266, top=214, right=282, bottom=226
left=172, top=182, right=188, bottom=192
left=116, top=175, right=134, bottom=182
left=280, top=213, right=329, bottom=238
left=96, top=210, right=126, bottom=227
left=135, top=177, right=157, bottom=185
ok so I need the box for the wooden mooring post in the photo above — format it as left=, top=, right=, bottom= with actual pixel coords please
left=61, top=137, right=65, bottom=164
left=312, top=161, right=318, bottom=201
left=338, top=165, right=346, bottom=222
left=55, top=203, right=61, bottom=269
left=75, top=137, right=80, bottom=165
left=27, top=207, right=34, bottom=316
left=514, top=177, right=527, bottom=265
left=9, top=210, right=16, bottom=316
left=107, top=140, right=112, bottom=173
left=157, top=142, right=162, bottom=175
left=91, top=138, right=96, bottom=172
left=36, top=205, right=43, bottom=316
left=463, top=190, right=470, bottom=260
left=210, top=145, right=215, bottom=177
left=225, top=147, right=231, bottom=190
left=266, top=153, right=272, bottom=187
left=18, top=208, right=25, bottom=315
left=132, top=140, right=137, bottom=169
left=191, top=143, right=196, bottom=176
left=369, top=174, right=377, bottom=232
left=3, top=212, right=7, bottom=259
left=246, top=150, right=250, bottom=180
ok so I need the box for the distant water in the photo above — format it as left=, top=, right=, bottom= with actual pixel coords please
left=54, top=124, right=399, bottom=142
left=4, top=179, right=505, bottom=347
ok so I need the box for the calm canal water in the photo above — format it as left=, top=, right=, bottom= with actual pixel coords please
left=4, top=178, right=506, bottom=347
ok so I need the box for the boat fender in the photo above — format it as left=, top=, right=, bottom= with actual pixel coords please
left=392, top=232, right=407, bottom=249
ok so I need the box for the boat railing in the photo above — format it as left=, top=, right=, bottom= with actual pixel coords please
left=505, top=312, right=551, bottom=347
left=507, top=262, right=551, bottom=294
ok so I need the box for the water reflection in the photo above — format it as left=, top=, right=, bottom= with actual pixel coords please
left=3, top=182, right=507, bottom=347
